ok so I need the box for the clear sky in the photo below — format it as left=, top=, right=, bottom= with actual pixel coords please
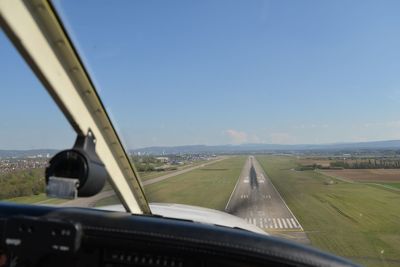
left=2, top=0, right=400, bottom=149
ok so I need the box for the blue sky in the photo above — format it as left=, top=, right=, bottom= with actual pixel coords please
left=2, top=0, right=400, bottom=149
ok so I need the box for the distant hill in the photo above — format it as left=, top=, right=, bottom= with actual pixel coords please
left=2, top=140, right=400, bottom=157
left=131, top=140, right=400, bottom=155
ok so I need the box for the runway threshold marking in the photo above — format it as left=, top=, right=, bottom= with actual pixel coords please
left=260, top=167, right=304, bottom=231
left=282, top=218, right=287, bottom=228
left=245, top=217, right=302, bottom=230
left=286, top=219, right=293, bottom=228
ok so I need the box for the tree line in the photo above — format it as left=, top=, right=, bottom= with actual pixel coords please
left=330, top=159, right=400, bottom=169
left=0, top=168, right=45, bottom=199
left=130, top=156, right=177, bottom=172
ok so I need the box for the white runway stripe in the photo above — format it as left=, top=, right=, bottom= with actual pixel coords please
left=268, top=218, right=273, bottom=228
left=282, top=218, right=287, bottom=228
left=245, top=217, right=301, bottom=229
left=277, top=218, right=283, bottom=228
left=286, top=218, right=293, bottom=228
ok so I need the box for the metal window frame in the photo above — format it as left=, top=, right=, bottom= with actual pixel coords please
left=0, top=0, right=151, bottom=214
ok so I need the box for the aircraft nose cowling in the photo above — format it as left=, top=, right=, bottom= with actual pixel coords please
left=97, top=202, right=268, bottom=235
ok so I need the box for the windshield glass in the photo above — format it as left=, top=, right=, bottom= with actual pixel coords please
left=3, top=1, right=400, bottom=266
left=0, top=28, right=122, bottom=208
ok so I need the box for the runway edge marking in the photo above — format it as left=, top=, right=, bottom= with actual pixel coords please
left=254, top=158, right=304, bottom=231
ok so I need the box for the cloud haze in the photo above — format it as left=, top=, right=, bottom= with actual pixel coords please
left=225, top=129, right=248, bottom=144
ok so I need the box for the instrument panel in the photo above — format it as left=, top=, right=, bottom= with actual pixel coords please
left=0, top=203, right=358, bottom=267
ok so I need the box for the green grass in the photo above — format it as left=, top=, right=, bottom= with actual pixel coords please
left=138, top=170, right=178, bottom=181
left=256, top=156, right=400, bottom=267
left=373, top=183, right=400, bottom=190
left=143, top=156, right=245, bottom=211
left=95, top=157, right=245, bottom=209
left=4, top=193, right=66, bottom=205
left=95, top=195, right=120, bottom=207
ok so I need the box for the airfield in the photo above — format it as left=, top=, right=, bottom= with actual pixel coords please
left=8, top=155, right=400, bottom=266
left=142, top=155, right=400, bottom=266
left=59, top=155, right=308, bottom=243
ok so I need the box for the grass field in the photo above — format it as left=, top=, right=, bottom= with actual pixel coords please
left=297, top=158, right=332, bottom=167
left=144, top=156, right=245, bottom=210
left=380, top=183, right=400, bottom=189
left=138, top=170, right=178, bottom=181
left=256, top=155, right=400, bottom=267
left=321, top=169, right=400, bottom=182
left=4, top=193, right=66, bottom=205
left=95, top=156, right=245, bottom=210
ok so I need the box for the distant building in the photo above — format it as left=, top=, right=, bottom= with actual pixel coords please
left=156, top=157, right=169, bottom=163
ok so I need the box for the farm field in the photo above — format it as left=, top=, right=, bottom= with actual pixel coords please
left=256, top=155, right=400, bottom=267
left=381, top=183, right=400, bottom=189
left=296, top=158, right=332, bottom=167
left=321, top=169, right=400, bottom=182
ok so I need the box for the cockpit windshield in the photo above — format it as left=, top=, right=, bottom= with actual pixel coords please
left=1, top=1, right=400, bottom=266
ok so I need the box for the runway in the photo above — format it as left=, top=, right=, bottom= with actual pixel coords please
left=226, top=156, right=309, bottom=244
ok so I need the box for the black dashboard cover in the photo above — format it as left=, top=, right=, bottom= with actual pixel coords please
left=0, top=202, right=359, bottom=267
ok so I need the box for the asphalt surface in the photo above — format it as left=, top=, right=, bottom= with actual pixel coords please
left=226, top=156, right=309, bottom=244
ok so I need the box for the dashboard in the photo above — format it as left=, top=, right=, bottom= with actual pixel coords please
left=0, top=202, right=359, bottom=267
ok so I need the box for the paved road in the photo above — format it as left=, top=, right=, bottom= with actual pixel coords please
left=226, top=156, right=309, bottom=244
left=58, top=157, right=225, bottom=207
left=58, top=190, right=115, bottom=207
left=142, top=157, right=225, bottom=186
